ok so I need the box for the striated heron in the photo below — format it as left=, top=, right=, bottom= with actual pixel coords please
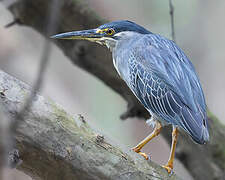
left=51, top=20, right=209, bottom=173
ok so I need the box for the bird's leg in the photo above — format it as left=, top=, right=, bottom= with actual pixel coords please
left=162, top=126, right=178, bottom=174
left=132, top=122, right=162, bottom=160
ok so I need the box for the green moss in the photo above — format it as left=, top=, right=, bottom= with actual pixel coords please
left=49, top=99, right=97, bottom=139
left=49, top=100, right=79, bottom=132
left=207, top=110, right=225, bottom=169
left=208, top=110, right=220, bottom=123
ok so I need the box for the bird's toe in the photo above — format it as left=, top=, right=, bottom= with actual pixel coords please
left=131, top=148, right=150, bottom=160
left=162, top=165, right=173, bottom=175
left=138, top=152, right=150, bottom=160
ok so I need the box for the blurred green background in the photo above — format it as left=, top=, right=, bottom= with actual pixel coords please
left=1, top=0, right=225, bottom=179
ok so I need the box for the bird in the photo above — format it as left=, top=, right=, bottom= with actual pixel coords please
left=51, top=20, right=209, bottom=174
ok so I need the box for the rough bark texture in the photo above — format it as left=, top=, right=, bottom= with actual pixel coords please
left=0, top=70, right=180, bottom=180
left=6, top=0, right=225, bottom=179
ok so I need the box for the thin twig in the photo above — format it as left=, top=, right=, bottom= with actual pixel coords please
left=169, top=0, right=176, bottom=42
left=5, top=18, right=22, bottom=28
left=11, top=0, right=62, bottom=141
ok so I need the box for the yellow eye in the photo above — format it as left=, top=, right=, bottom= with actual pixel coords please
left=106, top=28, right=115, bottom=36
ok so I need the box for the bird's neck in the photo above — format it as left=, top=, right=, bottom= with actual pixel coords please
left=105, top=39, right=117, bottom=52
left=111, top=33, right=144, bottom=83
left=105, top=31, right=143, bottom=52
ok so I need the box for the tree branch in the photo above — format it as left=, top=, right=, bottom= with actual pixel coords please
left=169, top=0, right=176, bottom=42
left=6, top=0, right=225, bottom=179
left=0, top=70, right=179, bottom=180
left=8, top=0, right=149, bottom=120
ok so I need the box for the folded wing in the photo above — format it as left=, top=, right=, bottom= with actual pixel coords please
left=128, top=34, right=209, bottom=144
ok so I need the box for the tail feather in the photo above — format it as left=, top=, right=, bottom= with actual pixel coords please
left=180, top=107, right=209, bottom=144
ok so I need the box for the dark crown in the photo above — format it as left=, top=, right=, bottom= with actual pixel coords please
left=98, top=20, right=151, bottom=35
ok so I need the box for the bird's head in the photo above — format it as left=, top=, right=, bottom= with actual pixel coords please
left=51, top=20, right=151, bottom=50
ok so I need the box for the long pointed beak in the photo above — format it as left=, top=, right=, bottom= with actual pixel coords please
left=51, top=29, right=104, bottom=40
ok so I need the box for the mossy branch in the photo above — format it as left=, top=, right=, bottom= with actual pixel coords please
left=0, top=70, right=180, bottom=180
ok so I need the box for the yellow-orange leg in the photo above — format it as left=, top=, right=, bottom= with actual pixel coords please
left=162, top=126, right=179, bottom=174
left=132, top=122, right=162, bottom=160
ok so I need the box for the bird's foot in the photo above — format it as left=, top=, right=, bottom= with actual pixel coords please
left=138, top=151, right=149, bottom=160
left=132, top=147, right=150, bottom=160
left=162, top=165, right=173, bottom=175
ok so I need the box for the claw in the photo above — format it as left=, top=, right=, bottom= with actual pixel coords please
left=162, top=165, right=173, bottom=175
left=132, top=148, right=150, bottom=160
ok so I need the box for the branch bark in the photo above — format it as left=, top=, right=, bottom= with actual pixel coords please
left=0, top=70, right=179, bottom=180
left=6, top=0, right=225, bottom=179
